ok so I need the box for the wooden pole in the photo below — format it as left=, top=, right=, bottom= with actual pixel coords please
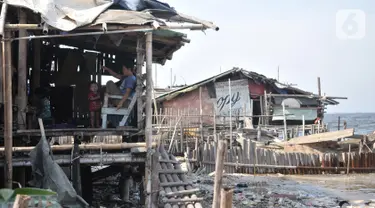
left=120, top=166, right=131, bottom=202
left=282, top=102, right=287, bottom=140
left=197, top=87, right=203, bottom=153
left=213, top=104, right=217, bottom=143
left=17, top=9, right=27, bottom=187
left=317, top=77, right=322, bottom=97
left=302, top=115, right=305, bottom=136
left=136, top=35, right=145, bottom=129
left=347, top=144, right=351, bottom=175
left=228, top=79, right=232, bottom=149
left=144, top=32, right=157, bottom=208
left=3, top=29, right=13, bottom=188
left=220, top=188, right=234, bottom=208
left=17, top=9, right=27, bottom=130
left=212, top=139, right=227, bottom=208
left=72, top=136, right=82, bottom=196
left=263, top=90, right=269, bottom=125
left=338, top=116, right=341, bottom=130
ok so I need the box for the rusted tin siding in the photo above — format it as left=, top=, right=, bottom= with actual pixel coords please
left=162, top=86, right=214, bottom=125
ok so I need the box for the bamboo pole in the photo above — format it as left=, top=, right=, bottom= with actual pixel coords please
left=3, top=28, right=13, bottom=188
left=228, top=79, right=232, bottom=149
left=212, top=139, right=227, bottom=208
left=0, top=2, right=8, bottom=37
left=213, top=104, right=217, bottom=143
left=5, top=23, right=219, bottom=32
left=198, top=87, right=203, bottom=152
left=263, top=90, right=269, bottom=125
left=282, top=102, right=287, bottom=140
left=144, top=32, right=157, bottom=208
left=220, top=188, right=234, bottom=208
left=0, top=142, right=155, bottom=152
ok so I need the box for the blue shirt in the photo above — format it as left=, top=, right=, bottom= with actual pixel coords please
left=119, top=75, right=136, bottom=97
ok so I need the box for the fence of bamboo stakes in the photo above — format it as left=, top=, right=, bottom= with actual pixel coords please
left=196, top=140, right=375, bottom=175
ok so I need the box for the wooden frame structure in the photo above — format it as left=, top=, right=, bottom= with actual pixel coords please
left=0, top=2, right=218, bottom=207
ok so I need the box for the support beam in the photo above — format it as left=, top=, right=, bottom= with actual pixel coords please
left=212, top=139, right=227, bottom=208
left=119, top=166, right=131, bottom=202
left=220, top=188, right=234, bottom=208
left=136, top=35, right=145, bottom=129
left=17, top=8, right=27, bottom=130
left=72, top=136, right=82, bottom=196
left=144, top=32, right=157, bottom=208
left=2, top=29, right=13, bottom=188
left=15, top=8, right=28, bottom=189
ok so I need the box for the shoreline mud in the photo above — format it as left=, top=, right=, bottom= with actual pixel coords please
left=188, top=173, right=375, bottom=208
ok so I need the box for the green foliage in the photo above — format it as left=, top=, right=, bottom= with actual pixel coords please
left=0, top=188, right=60, bottom=207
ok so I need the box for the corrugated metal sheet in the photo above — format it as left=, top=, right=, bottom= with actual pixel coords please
left=8, top=0, right=218, bottom=31
left=272, top=107, right=317, bottom=121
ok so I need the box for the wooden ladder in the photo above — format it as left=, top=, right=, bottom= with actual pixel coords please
left=101, top=92, right=137, bottom=128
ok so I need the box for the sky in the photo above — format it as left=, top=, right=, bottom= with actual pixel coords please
left=152, top=0, right=375, bottom=113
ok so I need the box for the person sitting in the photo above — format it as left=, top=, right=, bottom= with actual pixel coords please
left=102, top=62, right=136, bottom=110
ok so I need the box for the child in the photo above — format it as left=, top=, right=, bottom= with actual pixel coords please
left=88, top=81, right=101, bottom=128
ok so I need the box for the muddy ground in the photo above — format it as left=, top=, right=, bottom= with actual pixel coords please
left=91, top=171, right=375, bottom=208
left=188, top=173, right=375, bottom=208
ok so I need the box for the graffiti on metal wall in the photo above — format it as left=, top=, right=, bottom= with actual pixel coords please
left=214, top=79, right=252, bottom=117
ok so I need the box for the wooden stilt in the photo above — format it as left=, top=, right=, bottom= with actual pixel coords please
left=144, top=32, right=157, bottom=208
left=120, top=166, right=131, bottom=202
left=72, top=136, right=82, bottom=196
left=220, top=188, right=234, bottom=208
left=16, top=8, right=28, bottom=188
left=17, top=8, right=27, bottom=130
left=212, top=139, right=227, bottom=208
left=2, top=29, right=13, bottom=188
left=136, top=35, right=145, bottom=130
left=81, top=165, right=93, bottom=205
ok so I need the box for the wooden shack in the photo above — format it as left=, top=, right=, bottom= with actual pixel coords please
left=156, top=68, right=345, bottom=127
left=0, top=1, right=218, bottom=206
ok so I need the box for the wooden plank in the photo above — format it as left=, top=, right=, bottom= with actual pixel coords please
left=101, top=108, right=131, bottom=115
left=283, top=128, right=354, bottom=145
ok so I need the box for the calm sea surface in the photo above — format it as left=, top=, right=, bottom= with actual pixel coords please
left=325, top=113, right=375, bottom=135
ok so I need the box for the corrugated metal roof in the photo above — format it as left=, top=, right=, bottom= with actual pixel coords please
left=155, top=67, right=341, bottom=105
left=8, top=0, right=218, bottom=31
